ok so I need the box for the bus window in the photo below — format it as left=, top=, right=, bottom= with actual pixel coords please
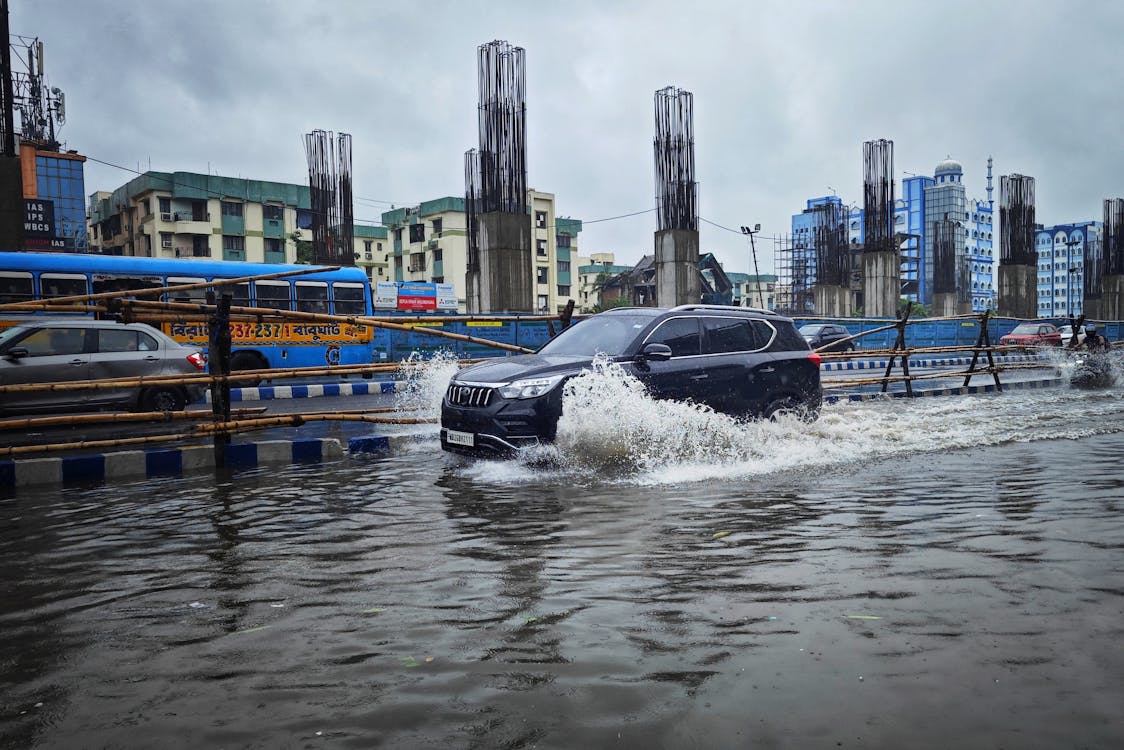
left=229, top=282, right=251, bottom=308
left=40, top=273, right=89, bottom=299
left=255, top=280, right=291, bottom=311
left=0, top=272, right=33, bottom=303
left=296, top=282, right=329, bottom=314
left=166, top=277, right=207, bottom=304
left=92, top=275, right=163, bottom=297
left=333, top=282, right=366, bottom=315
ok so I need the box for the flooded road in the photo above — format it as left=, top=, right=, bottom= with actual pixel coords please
left=2, top=380, right=1124, bottom=748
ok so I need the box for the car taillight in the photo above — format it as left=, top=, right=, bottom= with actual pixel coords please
left=187, top=352, right=206, bottom=370
left=807, top=351, right=822, bottom=366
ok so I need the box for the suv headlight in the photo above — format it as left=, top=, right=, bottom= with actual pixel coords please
left=498, top=375, right=564, bottom=399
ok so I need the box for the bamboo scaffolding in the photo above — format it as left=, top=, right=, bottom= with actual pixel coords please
left=0, top=265, right=342, bottom=312
left=0, top=358, right=482, bottom=395
left=119, top=298, right=535, bottom=354
left=823, top=362, right=1058, bottom=389
left=0, top=411, right=438, bottom=457
left=0, top=407, right=267, bottom=431
left=818, top=344, right=1046, bottom=359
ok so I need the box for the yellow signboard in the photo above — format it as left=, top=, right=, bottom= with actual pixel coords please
left=467, top=321, right=504, bottom=327
left=165, top=321, right=373, bottom=345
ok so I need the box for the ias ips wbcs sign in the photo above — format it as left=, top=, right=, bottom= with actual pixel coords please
left=24, top=199, right=56, bottom=237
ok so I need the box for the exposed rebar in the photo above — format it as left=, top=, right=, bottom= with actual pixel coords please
left=476, top=41, right=527, bottom=215
left=999, top=174, right=1036, bottom=266
left=653, top=86, right=697, bottom=232
left=862, top=139, right=895, bottom=254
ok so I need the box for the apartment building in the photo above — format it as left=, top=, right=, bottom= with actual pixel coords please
left=87, top=171, right=313, bottom=264
left=381, top=190, right=582, bottom=313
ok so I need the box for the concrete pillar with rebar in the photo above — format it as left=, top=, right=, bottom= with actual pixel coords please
left=997, top=174, right=1037, bottom=319
left=653, top=86, right=700, bottom=307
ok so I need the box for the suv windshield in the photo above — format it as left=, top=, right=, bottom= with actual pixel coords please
left=1010, top=324, right=1041, bottom=334
left=799, top=324, right=827, bottom=335
left=537, top=314, right=654, bottom=357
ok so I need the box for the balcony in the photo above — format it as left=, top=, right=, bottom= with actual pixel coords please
left=174, top=212, right=212, bottom=234
left=174, top=246, right=210, bottom=258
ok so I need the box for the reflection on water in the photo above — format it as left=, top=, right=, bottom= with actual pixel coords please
left=1, top=386, right=1123, bottom=748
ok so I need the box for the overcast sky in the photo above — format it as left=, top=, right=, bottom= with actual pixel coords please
left=12, top=0, right=1124, bottom=273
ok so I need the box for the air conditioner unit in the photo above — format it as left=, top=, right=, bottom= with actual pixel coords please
left=160, top=212, right=173, bottom=221
left=161, top=238, right=173, bottom=248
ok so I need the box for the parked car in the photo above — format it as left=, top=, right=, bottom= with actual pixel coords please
left=0, top=319, right=206, bottom=415
left=799, top=323, right=855, bottom=352
left=441, top=305, right=823, bottom=456
left=1058, top=324, right=1087, bottom=348
left=998, top=322, right=1062, bottom=348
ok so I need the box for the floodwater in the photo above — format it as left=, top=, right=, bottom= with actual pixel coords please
left=2, top=362, right=1123, bottom=749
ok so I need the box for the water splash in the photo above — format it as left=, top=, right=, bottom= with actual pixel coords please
left=454, top=354, right=1124, bottom=487
left=395, top=351, right=462, bottom=420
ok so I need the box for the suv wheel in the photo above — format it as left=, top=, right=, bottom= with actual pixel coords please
left=142, top=387, right=186, bottom=412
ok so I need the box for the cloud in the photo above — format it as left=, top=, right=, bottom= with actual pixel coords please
left=14, top=0, right=1124, bottom=273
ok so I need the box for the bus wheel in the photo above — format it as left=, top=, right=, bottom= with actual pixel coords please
left=229, top=351, right=266, bottom=387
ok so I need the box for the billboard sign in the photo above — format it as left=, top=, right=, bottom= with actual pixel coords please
left=24, top=199, right=55, bottom=237
left=373, top=281, right=399, bottom=310
left=373, top=281, right=459, bottom=312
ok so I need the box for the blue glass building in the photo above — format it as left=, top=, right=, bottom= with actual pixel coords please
left=1035, top=221, right=1101, bottom=318
left=21, top=143, right=88, bottom=252
left=789, top=158, right=995, bottom=312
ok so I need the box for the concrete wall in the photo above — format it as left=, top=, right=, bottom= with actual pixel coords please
left=931, top=292, right=971, bottom=317
left=1102, top=276, right=1124, bottom=321
left=474, top=211, right=532, bottom=313
left=862, top=251, right=899, bottom=317
left=998, top=265, right=1037, bottom=319
left=0, top=157, right=23, bottom=249
left=654, top=229, right=700, bottom=307
left=813, top=285, right=852, bottom=317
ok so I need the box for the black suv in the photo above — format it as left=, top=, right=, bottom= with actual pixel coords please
left=440, top=305, right=823, bottom=456
left=799, top=323, right=855, bottom=352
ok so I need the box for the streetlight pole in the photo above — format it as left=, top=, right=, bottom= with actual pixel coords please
left=740, top=223, right=765, bottom=309
left=1065, top=238, right=1081, bottom=320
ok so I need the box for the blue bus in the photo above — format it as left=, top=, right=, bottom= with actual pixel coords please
left=0, top=252, right=375, bottom=371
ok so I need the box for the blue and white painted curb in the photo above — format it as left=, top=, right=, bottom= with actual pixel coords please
left=206, top=379, right=407, bottom=404
left=824, top=376, right=1064, bottom=404
left=1, top=438, right=344, bottom=490
left=820, top=353, right=1046, bottom=372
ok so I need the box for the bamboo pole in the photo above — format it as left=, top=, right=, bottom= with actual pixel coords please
left=0, top=407, right=267, bottom=431
left=120, top=298, right=535, bottom=354
left=0, top=265, right=342, bottom=312
left=0, top=411, right=438, bottom=457
left=823, top=362, right=1058, bottom=389
left=0, top=358, right=483, bottom=394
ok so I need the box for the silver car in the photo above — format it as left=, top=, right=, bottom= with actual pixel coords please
left=0, top=319, right=206, bottom=414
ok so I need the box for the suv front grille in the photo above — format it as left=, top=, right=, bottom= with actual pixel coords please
left=446, top=384, right=493, bottom=408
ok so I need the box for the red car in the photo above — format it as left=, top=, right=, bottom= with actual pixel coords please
left=999, top=322, right=1062, bottom=347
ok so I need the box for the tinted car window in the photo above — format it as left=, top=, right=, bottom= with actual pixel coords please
left=96, top=329, right=159, bottom=352
left=799, top=324, right=826, bottom=335
left=647, top=317, right=701, bottom=356
left=768, top=321, right=809, bottom=353
left=703, top=317, right=757, bottom=354
left=538, top=314, right=656, bottom=356
left=18, top=327, right=86, bottom=357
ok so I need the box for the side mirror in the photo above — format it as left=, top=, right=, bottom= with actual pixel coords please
left=4, top=347, right=29, bottom=360
left=639, top=343, right=673, bottom=362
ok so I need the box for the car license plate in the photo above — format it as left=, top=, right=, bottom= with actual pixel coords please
left=445, top=429, right=475, bottom=447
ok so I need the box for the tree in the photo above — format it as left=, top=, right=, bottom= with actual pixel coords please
left=590, top=295, right=635, bottom=314
left=290, top=232, right=313, bottom=264
left=900, top=298, right=930, bottom=317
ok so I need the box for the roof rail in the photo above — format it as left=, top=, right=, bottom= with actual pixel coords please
left=670, top=304, right=775, bottom=315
